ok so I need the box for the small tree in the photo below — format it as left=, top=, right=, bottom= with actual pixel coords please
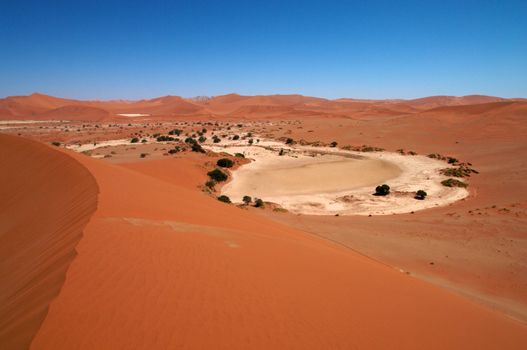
left=254, top=198, right=264, bottom=208
left=207, top=168, right=228, bottom=182
left=217, top=158, right=234, bottom=168
left=217, top=195, right=231, bottom=203
left=415, top=190, right=427, bottom=200
left=374, top=184, right=390, bottom=196
left=242, top=195, right=252, bottom=205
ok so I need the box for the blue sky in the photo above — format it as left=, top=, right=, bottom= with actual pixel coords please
left=1, top=0, right=526, bottom=99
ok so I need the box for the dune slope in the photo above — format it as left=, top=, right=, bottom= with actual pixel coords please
left=0, top=134, right=98, bottom=349
left=27, top=144, right=527, bottom=349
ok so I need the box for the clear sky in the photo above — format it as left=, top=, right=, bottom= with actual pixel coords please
left=1, top=0, right=526, bottom=99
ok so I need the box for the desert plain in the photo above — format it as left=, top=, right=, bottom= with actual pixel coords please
left=1, top=92, right=527, bottom=349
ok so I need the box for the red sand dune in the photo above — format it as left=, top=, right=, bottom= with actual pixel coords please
left=0, top=136, right=520, bottom=349
left=0, top=92, right=523, bottom=121
left=0, top=134, right=98, bottom=349
left=38, top=105, right=111, bottom=121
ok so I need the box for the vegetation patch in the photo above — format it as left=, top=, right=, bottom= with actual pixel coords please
left=374, top=184, right=390, bottom=196
left=207, top=168, right=228, bottom=182
left=217, top=195, right=231, bottom=203
left=441, top=178, right=468, bottom=188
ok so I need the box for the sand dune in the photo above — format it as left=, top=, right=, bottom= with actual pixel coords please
left=0, top=134, right=98, bottom=350
left=1, top=93, right=522, bottom=121
left=0, top=137, right=513, bottom=349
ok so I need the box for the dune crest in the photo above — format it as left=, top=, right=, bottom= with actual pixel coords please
left=0, top=135, right=98, bottom=350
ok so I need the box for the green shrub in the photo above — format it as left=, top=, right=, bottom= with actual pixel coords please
left=217, top=195, right=231, bottom=203
left=415, top=190, right=427, bottom=200
left=198, top=136, right=207, bottom=143
left=130, top=137, right=139, bottom=143
left=374, top=184, right=390, bottom=196
left=217, top=158, right=234, bottom=168
left=235, top=153, right=245, bottom=158
left=232, top=135, right=240, bottom=140
left=208, top=168, right=228, bottom=182
left=157, top=135, right=175, bottom=142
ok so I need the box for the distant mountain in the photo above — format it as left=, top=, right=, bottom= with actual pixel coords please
left=0, top=92, right=522, bottom=121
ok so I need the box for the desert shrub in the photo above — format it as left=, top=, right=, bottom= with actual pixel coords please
left=447, top=157, right=459, bottom=164
left=157, top=135, right=175, bottom=142
left=217, top=195, right=231, bottom=203
left=140, top=153, right=148, bottom=158
left=191, top=143, right=205, bottom=153
left=217, top=158, right=234, bottom=168
left=235, top=153, right=245, bottom=158
left=408, top=151, right=417, bottom=155
left=185, top=137, right=197, bottom=144
left=232, top=135, right=240, bottom=140
left=254, top=198, right=264, bottom=208
left=415, top=190, right=427, bottom=200
left=374, top=184, right=390, bottom=196
left=330, top=141, right=338, bottom=148
left=242, top=195, right=252, bottom=205
left=168, top=129, right=182, bottom=136
left=130, top=137, right=139, bottom=143
left=205, top=180, right=216, bottom=189
left=51, top=141, right=61, bottom=147
left=141, top=139, right=148, bottom=143
left=279, top=149, right=285, bottom=156
left=285, top=138, right=294, bottom=145
left=213, top=135, right=221, bottom=143
left=207, top=168, right=228, bottom=182
left=198, top=136, right=207, bottom=143
left=441, top=178, right=468, bottom=188
left=441, top=165, right=478, bottom=177
left=248, top=138, right=254, bottom=145
left=168, top=147, right=181, bottom=154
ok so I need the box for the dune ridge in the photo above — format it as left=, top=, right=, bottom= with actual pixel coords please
left=0, top=134, right=98, bottom=350
left=1, top=92, right=525, bottom=121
